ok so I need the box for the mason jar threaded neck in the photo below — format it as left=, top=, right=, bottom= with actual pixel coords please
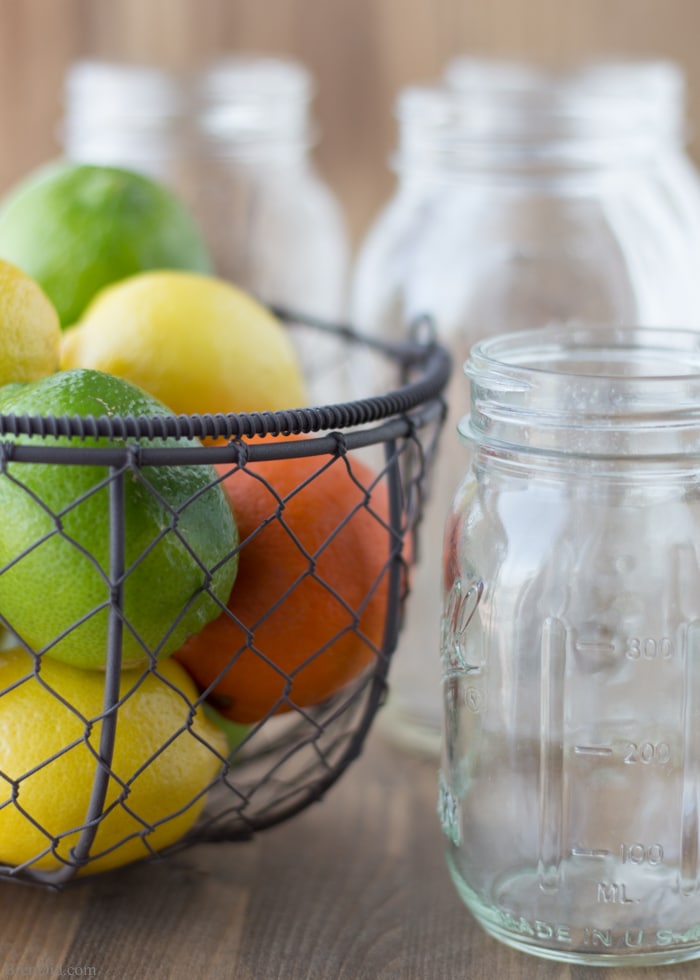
left=394, top=59, right=686, bottom=176
left=462, top=325, right=700, bottom=459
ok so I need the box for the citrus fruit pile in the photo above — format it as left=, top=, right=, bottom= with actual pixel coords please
left=0, top=161, right=212, bottom=327
left=0, top=161, right=397, bottom=877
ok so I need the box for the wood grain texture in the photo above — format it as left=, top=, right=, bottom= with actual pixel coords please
left=0, top=731, right=697, bottom=979
left=0, top=0, right=699, bottom=242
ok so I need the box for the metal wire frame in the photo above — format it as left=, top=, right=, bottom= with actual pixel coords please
left=0, top=313, right=451, bottom=887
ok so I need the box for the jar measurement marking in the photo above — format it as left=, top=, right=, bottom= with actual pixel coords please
left=574, top=745, right=613, bottom=757
left=571, top=844, right=664, bottom=866
left=573, top=743, right=672, bottom=764
left=574, top=640, right=616, bottom=655
left=624, top=742, right=672, bottom=765
left=625, top=636, right=676, bottom=661
left=597, top=882, right=638, bottom=905
left=574, top=635, right=680, bottom=663
left=621, top=842, right=664, bottom=866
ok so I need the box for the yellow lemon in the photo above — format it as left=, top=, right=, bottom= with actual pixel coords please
left=0, top=647, right=228, bottom=875
left=0, top=257, right=60, bottom=386
left=60, top=270, right=309, bottom=416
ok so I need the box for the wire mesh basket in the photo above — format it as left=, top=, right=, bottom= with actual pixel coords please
left=0, top=309, right=450, bottom=887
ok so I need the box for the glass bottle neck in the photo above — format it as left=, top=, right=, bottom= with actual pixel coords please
left=62, top=57, right=316, bottom=164
left=196, top=56, right=315, bottom=160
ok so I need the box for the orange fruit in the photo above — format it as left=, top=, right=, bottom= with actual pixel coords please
left=174, top=440, right=399, bottom=723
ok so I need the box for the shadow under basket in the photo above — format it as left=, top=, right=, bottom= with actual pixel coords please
left=0, top=309, right=450, bottom=887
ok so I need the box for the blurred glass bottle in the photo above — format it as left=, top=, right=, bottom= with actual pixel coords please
left=351, top=57, right=700, bottom=755
left=61, top=55, right=351, bottom=404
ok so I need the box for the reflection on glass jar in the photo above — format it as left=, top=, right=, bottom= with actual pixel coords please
left=61, top=56, right=351, bottom=405
left=351, top=58, right=700, bottom=754
left=440, top=325, right=700, bottom=967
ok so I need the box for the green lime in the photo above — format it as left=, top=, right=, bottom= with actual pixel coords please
left=0, top=161, right=212, bottom=327
left=0, top=368, right=238, bottom=670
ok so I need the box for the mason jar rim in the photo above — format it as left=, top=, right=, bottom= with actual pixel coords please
left=462, top=325, right=700, bottom=459
left=443, top=56, right=683, bottom=109
left=467, top=324, right=700, bottom=380
left=394, top=58, right=686, bottom=175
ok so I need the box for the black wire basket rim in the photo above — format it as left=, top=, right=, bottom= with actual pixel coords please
left=0, top=311, right=452, bottom=444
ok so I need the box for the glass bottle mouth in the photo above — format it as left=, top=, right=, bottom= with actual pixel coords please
left=462, top=325, right=700, bottom=459
left=395, top=58, right=686, bottom=175
left=196, top=55, right=316, bottom=150
left=62, top=56, right=315, bottom=159
left=64, top=59, right=188, bottom=124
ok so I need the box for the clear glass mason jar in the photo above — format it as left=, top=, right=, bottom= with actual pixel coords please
left=444, top=57, right=700, bottom=273
left=61, top=56, right=351, bottom=404
left=351, top=58, right=700, bottom=755
left=440, top=324, right=700, bottom=967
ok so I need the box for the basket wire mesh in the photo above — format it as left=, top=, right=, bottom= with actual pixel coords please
left=0, top=310, right=450, bottom=887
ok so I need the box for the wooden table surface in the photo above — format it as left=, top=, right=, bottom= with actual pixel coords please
left=0, top=728, right=696, bottom=980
